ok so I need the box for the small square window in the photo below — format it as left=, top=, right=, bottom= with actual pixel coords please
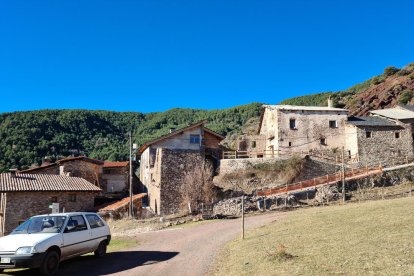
left=366, top=131, right=372, bottom=138
left=288, top=142, right=292, bottom=147
left=320, top=138, right=326, bottom=145
left=289, top=119, right=296, bottom=129
left=68, top=194, right=77, bottom=202
left=190, top=134, right=200, bottom=144
left=251, top=141, right=257, bottom=148
left=329, top=120, right=337, bottom=128
left=395, top=132, right=400, bottom=139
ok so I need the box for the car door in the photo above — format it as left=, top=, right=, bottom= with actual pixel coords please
left=61, top=215, right=92, bottom=259
left=85, top=214, right=109, bottom=251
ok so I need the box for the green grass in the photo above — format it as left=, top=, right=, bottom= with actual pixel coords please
left=214, top=197, right=414, bottom=275
left=108, top=236, right=139, bottom=252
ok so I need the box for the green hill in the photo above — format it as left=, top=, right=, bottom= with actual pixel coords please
left=0, top=103, right=262, bottom=172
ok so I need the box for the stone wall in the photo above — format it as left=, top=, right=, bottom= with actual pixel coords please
left=219, top=157, right=287, bottom=175
left=3, top=191, right=98, bottom=235
left=158, top=149, right=205, bottom=215
left=102, top=166, right=128, bottom=193
left=355, top=125, right=413, bottom=166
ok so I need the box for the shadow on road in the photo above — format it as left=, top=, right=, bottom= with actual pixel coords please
left=3, top=250, right=179, bottom=276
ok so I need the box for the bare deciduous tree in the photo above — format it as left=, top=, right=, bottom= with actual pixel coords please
left=181, top=161, right=216, bottom=213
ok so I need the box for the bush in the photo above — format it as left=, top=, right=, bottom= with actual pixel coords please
left=409, top=73, right=414, bottom=80
left=397, top=69, right=411, bottom=76
left=384, top=66, right=400, bottom=76
left=398, top=90, right=414, bottom=105
left=372, top=75, right=385, bottom=85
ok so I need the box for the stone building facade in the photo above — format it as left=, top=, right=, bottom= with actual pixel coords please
left=258, top=105, right=348, bottom=157
left=20, top=157, right=130, bottom=194
left=0, top=173, right=100, bottom=236
left=138, top=121, right=224, bottom=215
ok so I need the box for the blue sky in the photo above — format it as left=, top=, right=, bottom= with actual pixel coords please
left=1, top=0, right=413, bottom=113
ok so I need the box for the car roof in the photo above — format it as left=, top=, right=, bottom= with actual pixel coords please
left=32, top=212, right=99, bottom=218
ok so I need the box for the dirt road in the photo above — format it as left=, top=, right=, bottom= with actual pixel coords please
left=6, top=212, right=282, bottom=276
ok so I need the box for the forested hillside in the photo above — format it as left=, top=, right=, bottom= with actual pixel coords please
left=281, top=62, right=414, bottom=115
left=0, top=103, right=262, bottom=172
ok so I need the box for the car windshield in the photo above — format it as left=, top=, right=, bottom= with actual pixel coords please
left=11, top=216, right=67, bottom=234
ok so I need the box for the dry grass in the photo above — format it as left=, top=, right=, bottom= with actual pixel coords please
left=214, top=197, right=414, bottom=275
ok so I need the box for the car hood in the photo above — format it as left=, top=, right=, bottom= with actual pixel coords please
left=0, top=233, right=59, bottom=252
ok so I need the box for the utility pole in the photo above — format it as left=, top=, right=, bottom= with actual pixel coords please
left=241, top=194, right=245, bottom=240
left=129, top=131, right=134, bottom=219
left=341, top=146, right=346, bottom=203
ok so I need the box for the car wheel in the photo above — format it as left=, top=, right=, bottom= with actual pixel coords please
left=39, top=250, right=60, bottom=276
left=94, top=241, right=107, bottom=258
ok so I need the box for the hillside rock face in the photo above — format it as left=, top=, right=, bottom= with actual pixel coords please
left=346, top=73, right=414, bottom=116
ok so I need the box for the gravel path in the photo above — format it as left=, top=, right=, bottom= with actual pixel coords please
left=5, top=212, right=283, bottom=276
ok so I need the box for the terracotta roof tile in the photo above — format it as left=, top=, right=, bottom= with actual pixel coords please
left=0, top=173, right=101, bottom=192
left=98, top=194, right=146, bottom=212
left=103, top=161, right=129, bottom=168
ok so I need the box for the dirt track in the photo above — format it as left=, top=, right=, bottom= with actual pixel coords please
left=3, top=212, right=282, bottom=276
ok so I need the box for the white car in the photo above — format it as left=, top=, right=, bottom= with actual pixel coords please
left=0, top=212, right=111, bottom=275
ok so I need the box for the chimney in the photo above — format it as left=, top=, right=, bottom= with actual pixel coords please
left=328, top=97, right=333, bottom=108
left=9, top=168, right=18, bottom=178
left=42, top=156, right=52, bottom=166
left=169, top=128, right=176, bottom=133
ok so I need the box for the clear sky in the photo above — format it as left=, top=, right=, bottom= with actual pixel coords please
left=1, top=0, right=413, bottom=113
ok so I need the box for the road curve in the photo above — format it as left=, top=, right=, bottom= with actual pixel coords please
left=4, top=212, right=282, bottom=276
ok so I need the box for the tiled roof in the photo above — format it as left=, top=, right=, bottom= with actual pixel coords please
left=19, top=156, right=104, bottom=173
left=347, top=116, right=398, bottom=127
left=0, top=173, right=101, bottom=192
left=370, top=108, right=414, bottom=120
left=98, top=194, right=146, bottom=212
left=263, top=104, right=348, bottom=112
left=103, top=161, right=129, bottom=168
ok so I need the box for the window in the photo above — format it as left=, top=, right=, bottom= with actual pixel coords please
left=366, top=131, right=372, bottom=138
left=288, top=142, right=292, bottom=147
left=86, top=214, right=105, bottom=229
left=320, top=138, right=326, bottom=145
left=251, top=141, right=257, bottom=148
left=51, top=196, right=58, bottom=203
left=395, top=132, right=400, bottom=139
left=65, top=215, right=88, bottom=232
left=289, top=119, right=296, bottom=129
left=190, top=134, right=200, bottom=144
left=329, top=120, right=337, bottom=128
left=68, top=194, right=77, bottom=202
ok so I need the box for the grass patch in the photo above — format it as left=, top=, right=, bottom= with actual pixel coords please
left=108, top=236, right=139, bottom=252
left=214, top=197, right=414, bottom=275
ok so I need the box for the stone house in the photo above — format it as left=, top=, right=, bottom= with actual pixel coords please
left=345, top=116, right=413, bottom=165
left=20, top=157, right=130, bottom=194
left=258, top=104, right=348, bottom=157
left=102, top=161, right=129, bottom=193
left=138, top=121, right=224, bottom=215
left=253, top=102, right=414, bottom=166
left=0, top=172, right=100, bottom=236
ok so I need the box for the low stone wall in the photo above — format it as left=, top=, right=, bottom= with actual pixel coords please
left=218, top=157, right=287, bottom=175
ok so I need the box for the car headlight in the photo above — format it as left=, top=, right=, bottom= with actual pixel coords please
left=15, top=246, right=36, bottom=255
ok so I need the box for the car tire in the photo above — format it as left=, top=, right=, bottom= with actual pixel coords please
left=94, top=241, right=107, bottom=258
left=39, top=250, right=60, bottom=276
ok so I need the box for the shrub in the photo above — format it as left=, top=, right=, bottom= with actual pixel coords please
left=409, top=73, right=414, bottom=80
left=372, top=76, right=385, bottom=85
left=398, top=90, right=414, bottom=105
left=397, top=69, right=411, bottom=76
left=384, top=66, right=400, bottom=76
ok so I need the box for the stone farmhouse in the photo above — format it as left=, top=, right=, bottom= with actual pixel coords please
left=20, top=156, right=130, bottom=194
left=243, top=102, right=414, bottom=166
left=138, top=120, right=224, bottom=215
left=0, top=171, right=100, bottom=236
